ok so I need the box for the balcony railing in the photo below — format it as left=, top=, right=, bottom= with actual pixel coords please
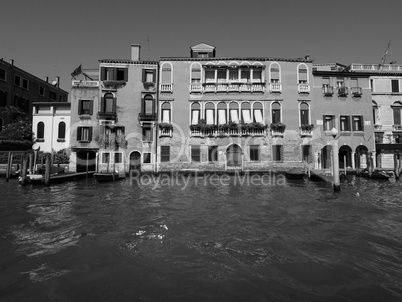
left=351, top=87, right=362, bottom=97
left=190, top=127, right=267, bottom=137
left=72, top=80, right=99, bottom=87
left=160, top=83, right=173, bottom=93
left=97, top=112, right=117, bottom=121
left=351, top=64, right=402, bottom=72
left=138, top=113, right=157, bottom=121
left=298, top=83, right=310, bottom=94
left=322, top=85, right=334, bottom=96
left=159, top=128, right=173, bottom=137
left=269, top=83, right=282, bottom=93
left=190, top=82, right=265, bottom=93
left=300, top=129, right=313, bottom=137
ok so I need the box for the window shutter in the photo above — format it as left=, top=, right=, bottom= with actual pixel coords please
left=100, top=67, right=106, bottom=81
left=113, top=98, right=117, bottom=113
left=124, top=69, right=128, bottom=82
left=89, top=99, right=93, bottom=115
left=101, top=97, right=104, bottom=112
left=142, top=69, right=146, bottom=83
left=88, top=127, right=93, bottom=142
left=77, top=127, right=81, bottom=140
left=78, top=100, right=82, bottom=115
left=152, top=70, right=156, bottom=83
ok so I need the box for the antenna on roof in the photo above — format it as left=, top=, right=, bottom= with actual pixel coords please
left=147, top=35, right=150, bottom=60
left=379, top=40, right=391, bottom=69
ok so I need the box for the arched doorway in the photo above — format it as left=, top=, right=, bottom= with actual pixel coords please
left=339, top=145, right=352, bottom=169
left=355, top=145, right=368, bottom=169
left=321, top=145, right=332, bottom=169
left=129, top=151, right=141, bottom=173
left=226, top=144, right=242, bottom=169
left=76, top=151, right=96, bottom=173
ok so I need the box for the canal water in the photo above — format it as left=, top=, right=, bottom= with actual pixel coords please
left=1, top=173, right=402, bottom=301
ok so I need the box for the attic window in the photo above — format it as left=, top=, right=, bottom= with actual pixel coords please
left=197, top=52, right=208, bottom=58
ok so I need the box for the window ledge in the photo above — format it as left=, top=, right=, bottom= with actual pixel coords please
left=57, top=138, right=66, bottom=142
left=36, top=138, right=45, bottom=142
left=79, top=114, right=92, bottom=119
left=340, top=131, right=352, bottom=136
left=353, top=131, right=364, bottom=136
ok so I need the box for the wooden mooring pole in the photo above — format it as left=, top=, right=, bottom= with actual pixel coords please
left=20, top=154, right=28, bottom=186
left=394, top=153, right=400, bottom=179
left=5, top=152, right=13, bottom=182
left=44, top=153, right=51, bottom=186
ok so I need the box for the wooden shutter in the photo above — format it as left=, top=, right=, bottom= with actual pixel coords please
left=89, top=99, right=93, bottom=115
left=100, top=67, right=106, bottom=81
left=142, top=69, right=146, bottom=83
left=78, top=100, right=82, bottom=115
left=124, top=69, right=128, bottom=82
left=88, top=127, right=93, bottom=142
left=152, top=69, right=156, bottom=83
left=76, top=127, right=81, bottom=141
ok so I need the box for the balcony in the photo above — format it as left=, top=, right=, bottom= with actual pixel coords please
left=298, top=83, right=310, bottom=94
left=269, top=83, right=282, bottom=93
left=190, top=123, right=267, bottom=137
left=196, top=82, right=265, bottom=93
left=351, top=87, right=362, bottom=97
left=160, top=83, right=173, bottom=93
left=159, top=123, right=173, bottom=137
left=138, top=113, right=157, bottom=121
left=322, top=85, right=334, bottom=96
left=270, top=123, right=286, bottom=137
left=338, top=87, right=348, bottom=97
left=97, top=111, right=117, bottom=121
left=374, top=124, right=382, bottom=131
left=72, top=80, right=99, bottom=88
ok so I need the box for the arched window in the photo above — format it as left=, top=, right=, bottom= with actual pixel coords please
left=161, top=102, right=171, bottom=123
left=143, top=94, right=154, bottom=115
left=297, top=64, right=308, bottom=84
left=205, top=102, right=215, bottom=125
left=271, top=102, right=281, bottom=124
left=190, top=63, right=202, bottom=83
left=229, top=102, right=239, bottom=123
left=241, top=102, right=251, bottom=123
left=253, top=102, right=263, bottom=123
left=217, top=102, right=227, bottom=125
left=270, top=63, right=280, bottom=83
left=102, top=93, right=115, bottom=113
left=191, top=102, right=200, bottom=125
left=300, top=102, right=309, bottom=125
left=58, top=122, right=66, bottom=139
left=392, top=101, right=402, bottom=125
left=37, top=122, right=45, bottom=140
left=161, top=63, right=172, bottom=83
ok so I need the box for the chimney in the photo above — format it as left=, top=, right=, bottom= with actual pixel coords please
left=45, top=77, right=48, bottom=83
left=10, top=59, right=14, bottom=66
left=131, top=44, right=141, bottom=61
left=56, top=76, right=60, bottom=88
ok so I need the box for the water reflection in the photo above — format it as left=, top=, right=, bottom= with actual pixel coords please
left=0, top=175, right=401, bottom=301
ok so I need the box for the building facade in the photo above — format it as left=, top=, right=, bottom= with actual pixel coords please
left=156, top=43, right=314, bottom=172
left=311, top=63, right=375, bottom=171
left=68, top=45, right=159, bottom=174
left=32, top=102, right=71, bottom=153
left=0, top=59, right=68, bottom=131
left=348, top=63, right=402, bottom=169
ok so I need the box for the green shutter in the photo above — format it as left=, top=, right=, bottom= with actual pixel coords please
left=88, top=127, right=93, bottom=142
left=142, top=69, right=146, bottom=83
left=100, top=67, right=105, bottom=81
left=89, top=99, right=93, bottom=115
left=78, top=100, right=82, bottom=115
left=152, top=70, right=156, bottom=83
left=124, top=69, right=128, bottom=82
left=76, top=127, right=81, bottom=140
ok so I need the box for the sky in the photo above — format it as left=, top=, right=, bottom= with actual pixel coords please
left=2, top=0, right=402, bottom=95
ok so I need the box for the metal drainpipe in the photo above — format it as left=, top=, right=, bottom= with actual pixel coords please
left=154, top=62, right=160, bottom=173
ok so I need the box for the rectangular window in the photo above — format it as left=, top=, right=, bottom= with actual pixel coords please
left=300, top=109, right=309, bottom=125
left=323, top=115, right=335, bottom=131
left=142, top=125, right=152, bottom=142
left=0, top=68, right=5, bottom=81
left=191, top=109, right=200, bottom=125
left=191, top=68, right=201, bottom=83
left=299, top=68, right=307, bottom=83
left=79, top=99, right=93, bottom=115
left=218, top=109, right=227, bottom=125
left=162, top=109, right=171, bottom=123
left=143, top=153, right=151, bottom=164
left=143, top=69, right=155, bottom=83
left=250, top=145, right=259, bottom=161
left=240, top=69, right=250, bottom=82
left=340, top=115, right=351, bottom=131
left=208, top=146, right=218, bottom=162
left=391, top=79, right=399, bottom=93
left=206, top=109, right=214, bottom=125
left=253, top=69, right=262, bottom=82
left=242, top=109, right=251, bottom=123
left=270, top=67, right=279, bottom=83
left=114, top=152, right=122, bottom=164
left=217, top=69, right=226, bottom=82
left=230, top=109, right=239, bottom=123
left=191, top=146, right=201, bottom=162
left=229, top=69, right=238, bottom=81
left=254, top=109, right=263, bottom=123
left=272, top=145, right=283, bottom=162
left=352, top=115, right=364, bottom=131
left=101, top=67, right=128, bottom=81
left=394, top=108, right=401, bottom=125
left=14, top=75, right=21, bottom=86
left=161, top=146, right=170, bottom=162
left=39, top=86, right=45, bottom=96
left=116, top=68, right=126, bottom=81
left=102, top=152, right=110, bottom=164
left=205, top=69, right=215, bottom=82
left=22, top=78, right=29, bottom=90
left=77, top=126, right=92, bottom=142
left=49, top=91, right=56, bottom=100
left=272, top=109, right=281, bottom=124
